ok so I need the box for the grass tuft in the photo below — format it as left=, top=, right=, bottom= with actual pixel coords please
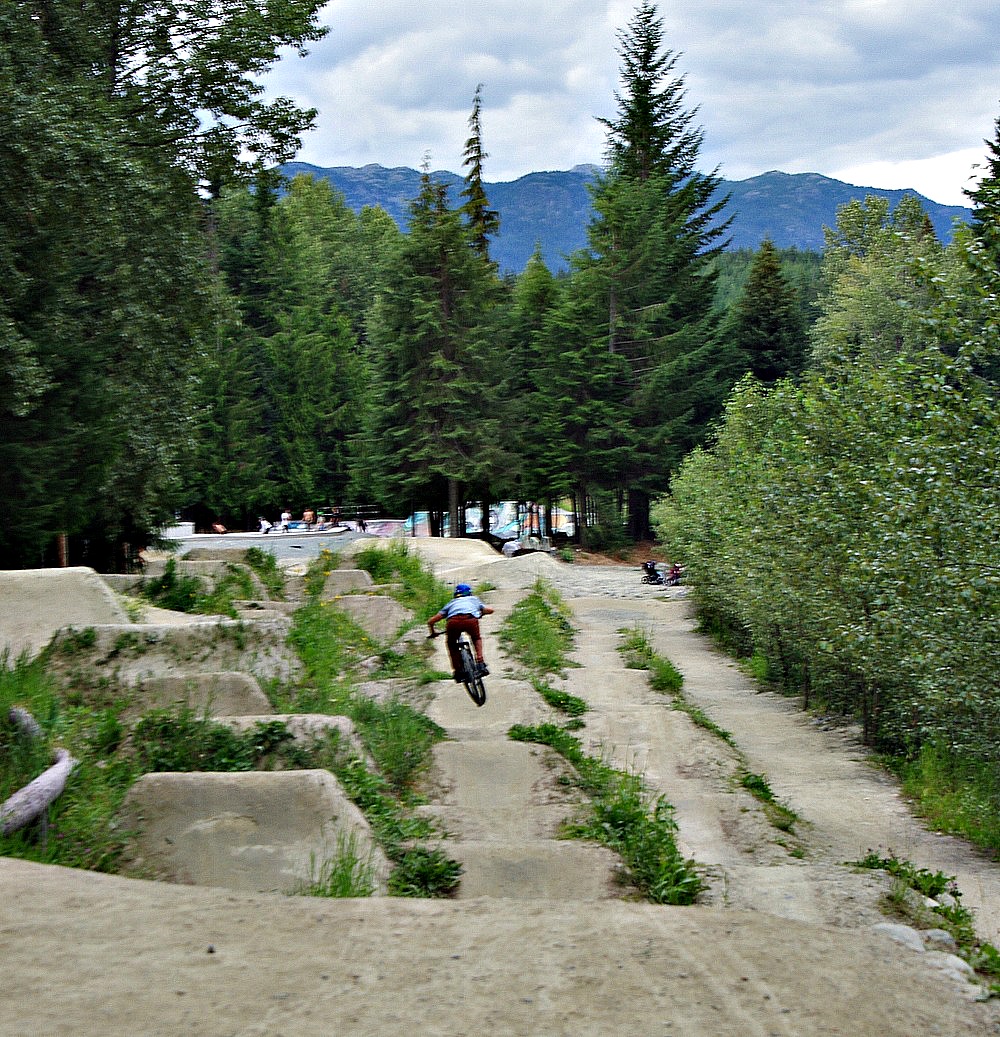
left=298, top=832, right=377, bottom=898
left=509, top=723, right=703, bottom=904
left=500, top=580, right=575, bottom=675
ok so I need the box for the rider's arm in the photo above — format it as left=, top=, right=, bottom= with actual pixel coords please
left=427, top=610, right=445, bottom=635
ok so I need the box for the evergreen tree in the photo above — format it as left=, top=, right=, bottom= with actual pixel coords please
left=461, top=84, right=500, bottom=262
left=726, top=239, right=808, bottom=383
left=494, top=247, right=565, bottom=503
left=0, top=0, right=326, bottom=566
left=537, top=267, right=634, bottom=545
left=365, top=172, right=503, bottom=532
left=582, top=0, right=732, bottom=538
left=965, top=113, right=1000, bottom=270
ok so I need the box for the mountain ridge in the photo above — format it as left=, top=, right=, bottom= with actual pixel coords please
left=281, top=161, right=972, bottom=275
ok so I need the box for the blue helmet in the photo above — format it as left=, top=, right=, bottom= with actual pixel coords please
left=455, top=583, right=472, bottom=596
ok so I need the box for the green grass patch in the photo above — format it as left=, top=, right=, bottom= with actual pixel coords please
left=2, top=654, right=137, bottom=872
left=738, top=769, right=798, bottom=832
left=532, top=678, right=588, bottom=717
left=281, top=601, right=379, bottom=712
left=244, top=546, right=285, bottom=599
left=851, top=850, right=1000, bottom=994
left=891, top=744, right=1000, bottom=857
left=500, top=580, right=575, bottom=675
left=617, top=626, right=683, bottom=693
left=351, top=541, right=451, bottom=622
left=350, top=696, right=444, bottom=792
left=131, top=711, right=294, bottom=773
left=509, top=723, right=703, bottom=904
left=298, top=832, right=377, bottom=898
left=140, top=558, right=257, bottom=618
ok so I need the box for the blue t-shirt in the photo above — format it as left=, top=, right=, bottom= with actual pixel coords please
left=440, top=595, right=486, bottom=619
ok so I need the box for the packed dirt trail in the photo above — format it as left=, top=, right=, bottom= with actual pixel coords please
left=3, top=543, right=1000, bottom=1036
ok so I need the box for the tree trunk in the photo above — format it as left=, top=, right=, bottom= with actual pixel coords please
left=1, top=748, right=78, bottom=836
left=448, top=478, right=461, bottom=537
left=627, top=487, right=652, bottom=541
left=576, top=484, right=590, bottom=548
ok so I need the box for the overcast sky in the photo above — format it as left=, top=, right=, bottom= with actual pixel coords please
left=260, top=0, right=1000, bottom=206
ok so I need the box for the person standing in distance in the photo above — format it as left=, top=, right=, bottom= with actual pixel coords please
left=428, top=583, right=494, bottom=681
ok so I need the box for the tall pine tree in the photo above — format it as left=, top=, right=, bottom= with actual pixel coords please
left=365, top=171, right=503, bottom=533
left=582, top=0, right=732, bottom=538
left=726, top=239, right=808, bottom=383
left=461, top=85, right=500, bottom=262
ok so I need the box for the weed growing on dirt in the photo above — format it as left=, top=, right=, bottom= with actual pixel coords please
left=532, top=678, right=588, bottom=718
left=352, top=541, right=451, bottom=622
left=298, top=833, right=377, bottom=898
left=618, top=627, right=733, bottom=744
left=508, top=722, right=704, bottom=905
left=53, top=628, right=98, bottom=656
left=244, top=547, right=285, bottom=599
left=500, top=580, right=575, bottom=675
left=616, top=630, right=805, bottom=847
left=738, top=769, right=798, bottom=832
left=387, top=847, right=463, bottom=897
left=852, top=850, right=1000, bottom=995
left=617, top=626, right=683, bottom=693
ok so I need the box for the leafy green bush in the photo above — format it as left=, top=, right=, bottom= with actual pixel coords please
left=141, top=558, right=203, bottom=612
left=387, top=847, right=463, bottom=897
left=654, top=350, right=1000, bottom=796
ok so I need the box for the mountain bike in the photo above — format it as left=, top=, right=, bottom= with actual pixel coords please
left=455, top=631, right=487, bottom=707
left=429, top=630, right=487, bottom=707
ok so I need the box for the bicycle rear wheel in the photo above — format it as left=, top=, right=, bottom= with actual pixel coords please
left=457, top=637, right=487, bottom=707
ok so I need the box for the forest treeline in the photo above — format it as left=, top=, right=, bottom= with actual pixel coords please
left=3, top=1, right=822, bottom=567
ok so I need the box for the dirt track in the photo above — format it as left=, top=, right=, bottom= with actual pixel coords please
left=2, top=544, right=999, bottom=1035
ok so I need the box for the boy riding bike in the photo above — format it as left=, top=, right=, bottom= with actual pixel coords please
left=427, top=583, right=494, bottom=681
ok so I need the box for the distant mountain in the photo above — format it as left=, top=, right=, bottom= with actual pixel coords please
left=281, top=161, right=972, bottom=275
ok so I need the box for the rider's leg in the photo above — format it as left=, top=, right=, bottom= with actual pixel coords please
left=469, top=620, right=489, bottom=675
left=445, top=621, right=463, bottom=678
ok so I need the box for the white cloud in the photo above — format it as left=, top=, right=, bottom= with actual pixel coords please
left=831, top=147, right=986, bottom=207
left=262, top=0, right=1000, bottom=204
